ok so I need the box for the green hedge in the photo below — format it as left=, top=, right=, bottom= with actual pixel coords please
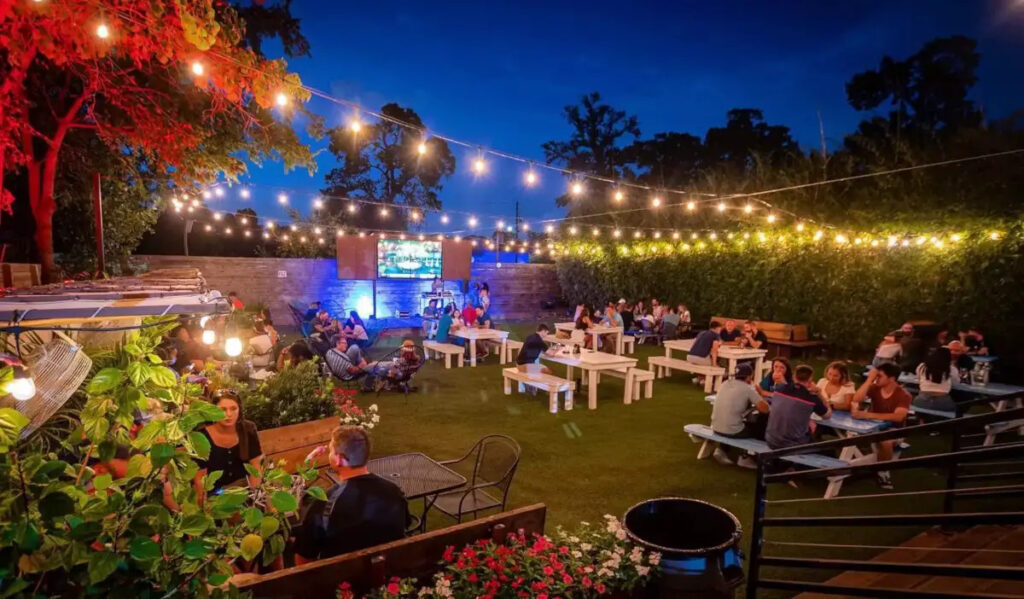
left=554, top=227, right=1024, bottom=377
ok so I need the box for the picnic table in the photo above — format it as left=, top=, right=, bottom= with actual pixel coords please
left=554, top=322, right=624, bottom=355
left=897, top=372, right=1024, bottom=397
left=452, top=328, right=510, bottom=366
left=663, top=338, right=768, bottom=381
left=542, top=349, right=638, bottom=409
left=326, top=452, right=466, bottom=534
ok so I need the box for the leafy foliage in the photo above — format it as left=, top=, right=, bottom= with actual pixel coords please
left=555, top=227, right=1024, bottom=372
left=0, top=317, right=317, bottom=597
left=242, top=360, right=337, bottom=429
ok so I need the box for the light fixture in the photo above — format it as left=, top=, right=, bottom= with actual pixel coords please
left=1, top=354, right=36, bottom=401
left=653, top=231, right=662, bottom=239
left=410, top=210, right=420, bottom=222
left=634, top=231, right=642, bottom=239
left=244, top=230, right=251, bottom=238
left=525, top=170, right=538, bottom=186
left=289, top=224, right=297, bottom=232
left=313, top=226, right=322, bottom=235
left=202, top=190, right=212, bottom=199
left=240, top=188, right=250, bottom=199
left=468, top=216, right=478, bottom=227
left=497, top=219, right=505, bottom=229
left=347, top=203, right=357, bottom=213
left=796, top=222, right=805, bottom=232
left=709, top=232, right=717, bottom=240
left=836, top=234, right=848, bottom=244
left=224, top=337, right=243, bottom=357
left=473, top=157, right=486, bottom=174
left=277, top=193, right=288, bottom=205
left=299, top=236, right=307, bottom=243
left=545, top=224, right=554, bottom=234
left=275, top=92, right=288, bottom=107
left=813, top=230, right=824, bottom=241
left=202, top=329, right=216, bottom=345
left=766, top=214, right=776, bottom=224
left=191, top=61, right=204, bottom=76
left=240, top=217, right=248, bottom=225
left=672, top=231, right=680, bottom=240
left=263, top=232, right=270, bottom=239
left=96, top=23, right=110, bottom=39
left=349, top=119, right=362, bottom=133
left=418, top=141, right=427, bottom=155
left=224, top=228, right=232, bottom=235
left=214, top=187, right=224, bottom=197
left=951, top=233, right=961, bottom=242
left=266, top=220, right=275, bottom=229
left=613, top=229, right=622, bottom=238
left=313, top=198, right=324, bottom=209
left=743, top=204, right=753, bottom=214
left=591, top=228, right=599, bottom=237
left=717, top=202, right=726, bottom=212
left=571, top=181, right=584, bottom=196
left=614, top=190, right=624, bottom=202
left=522, top=223, right=530, bottom=231
left=440, top=214, right=450, bottom=224
left=213, top=212, right=222, bottom=221
left=651, top=197, right=661, bottom=208
left=569, top=226, right=578, bottom=235
left=989, top=232, right=1000, bottom=240
left=686, top=201, right=696, bottom=211
left=318, top=238, right=325, bottom=245
left=283, top=234, right=291, bottom=241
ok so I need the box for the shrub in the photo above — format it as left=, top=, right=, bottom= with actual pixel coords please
left=243, top=360, right=337, bottom=429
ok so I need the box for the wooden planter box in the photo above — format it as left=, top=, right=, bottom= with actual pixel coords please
left=1, top=263, right=41, bottom=288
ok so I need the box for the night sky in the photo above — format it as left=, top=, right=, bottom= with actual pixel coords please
left=229, top=0, right=1024, bottom=230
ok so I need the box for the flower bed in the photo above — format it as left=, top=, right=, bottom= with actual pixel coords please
left=338, top=516, right=660, bottom=598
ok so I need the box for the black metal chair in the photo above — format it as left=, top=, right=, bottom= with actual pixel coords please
left=430, top=434, right=521, bottom=523
left=369, top=346, right=426, bottom=396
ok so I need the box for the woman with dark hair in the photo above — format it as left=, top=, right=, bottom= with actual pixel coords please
left=276, top=340, right=315, bottom=371
left=479, top=282, right=491, bottom=312
left=194, top=389, right=263, bottom=499
left=348, top=310, right=365, bottom=328
left=913, top=347, right=958, bottom=413
left=758, top=357, right=793, bottom=398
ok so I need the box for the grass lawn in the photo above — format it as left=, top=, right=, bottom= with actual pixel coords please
left=331, top=326, right=961, bottom=596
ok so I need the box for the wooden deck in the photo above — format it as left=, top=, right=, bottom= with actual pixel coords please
left=795, top=524, right=1024, bottom=598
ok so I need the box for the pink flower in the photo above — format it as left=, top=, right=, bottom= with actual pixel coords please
left=561, top=573, right=572, bottom=585
left=582, top=576, right=592, bottom=588
left=595, top=582, right=606, bottom=594
left=543, top=566, right=554, bottom=576
left=386, top=583, right=399, bottom=594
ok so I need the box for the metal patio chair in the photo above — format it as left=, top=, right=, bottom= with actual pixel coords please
left=430, top=434, right=521, bottom=523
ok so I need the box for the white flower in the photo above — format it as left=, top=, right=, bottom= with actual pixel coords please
left=597, top=568, right=612, bottom=577
left=615, top=529, right=627, bottom=541
left=568, top=535, right=580, bottom=543
left=364, top=422, right=375, bottom=429
left=372, top=414, right=380, bottom=423
left=572, top=550, right=582, bottom=558
left=369, top=403, right=378, bottom=411
left=580, top=543, right=592, bottom=551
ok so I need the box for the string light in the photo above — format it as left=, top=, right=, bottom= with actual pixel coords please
left=951, top=233, right=961, bottom=242
left=348, top=203, right=357, bottom=213
left=204, top=224, right=212, bottom=232
left=277, top=193, right=288, bottom=205
left=743, top=204, right=753, bottom=214
left=224, top=228, right=232, bottom=235
left=717, top=202, right=726, bottom=212
left=240, top=217, right=248, bottom=225
left=349, top=119, right=362, bottom=133
left=418, top=140, right=428, bottom=155
left=313, top=226, right=322, bottom=235
left=240, top=188, right=250, bottom=199
left=691, top=233, right=698, bottom=240
left=380, top=207, right=389, bottom=217
left=275, top=92, right=288, bottom=107
left=835, top=234, right=847, bottom=244
left=95, top=23, right=110, bottom=39
left=441, top=214, right=450, bottom=224
left=244, top=230, right=251, bottom=238
left=289, top=224, right=297, bottom=232
left=545, top=224, right=554, bottom=234
left=888, top=235, right=897, bottom=247
left=318, top=238, right=325, bottom=245
left=313, top=197, right=324, bottom=209
left=901, top=239, right=910, bottom=247
left=708, top=232, right=717, bottom=240
left=796, top=222, right=805, bottom=232
left=591, top=228, right=599, bottom=237
left=653, top=231, right=662, bottom=239
left=672, top=231, right=680, bottom=240
left=473, top=156, right=486, bottom=174
left=613, top=229, right=622, bottom=238
left=522, top=223, right=530, bottom=231
left=191, top=61, right=204, bottom=76
left=213, top=212, right=223, bottom=221
left=410, top=210, right=421, bottom=222
left=634, top=231, right=642, bottom=239
left=263, top=232, right=270, bottom=239
left=686, top=201, right=696, bottom=211
left=766, top=213, right=776, bottom=224
left=497, top=220, right=505, bottom=229
left=651, top=197, right=661, bottom=208
left=989, top=232, right=1000, bottom=240
left=337, top=230, right=344, bottom=237
left=571, top=181, right=584, bottom=196
left=614, top=190, right=624, bottom=202
left=202, top=190, right=212, bottom=199
left=569, top=226, right=578, bottom=235
left=468, top=216, right=478, bottom=227
left=525, top=170, right=538, bottom=186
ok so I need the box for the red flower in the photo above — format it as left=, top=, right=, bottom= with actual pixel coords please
left=582, top=577, right=592, bottom=588
left=543, top=566, right=554, bottom=576
left=442, top=546, right=455, bottom=562
left=559, top=546, right=569, bottom=554
left=386, top=582, right=400, bottom=594
left=468, top=573, right=478, bottom=582
left=562, top=574, right=572, bottom=585
left=595, top=582, right=606, bottom=594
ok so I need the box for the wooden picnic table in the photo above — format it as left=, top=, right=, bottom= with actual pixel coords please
left=663, top=338, right=768, bottom=383
left=541, top=349, right=637, bottom=409
left=452, top=328, right=509, bottom=367
left=554, top=322, right=624, bottom=355
left=897, top=372, right=1024, bottom=397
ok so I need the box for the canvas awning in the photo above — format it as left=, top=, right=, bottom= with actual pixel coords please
left=0, top=291, right=230, bottom=325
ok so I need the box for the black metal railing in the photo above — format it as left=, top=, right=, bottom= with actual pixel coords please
left=745, top=392, right=1024, bottom=599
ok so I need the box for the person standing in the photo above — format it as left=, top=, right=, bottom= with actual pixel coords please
left=851, top=363, right=912, bottom=490
left=479, top=282, right=491, bottom=312
left=688, top=321, right=722, bottom=367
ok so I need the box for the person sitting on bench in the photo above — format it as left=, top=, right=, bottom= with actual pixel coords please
left=852, top=362, right=911, bottom=490
left=294, top=426, right=407, bottom=563
left=518, top=324, right=554, bottom=374
left=687, top=321, right=723, bottom=385
left=711, top=363, right=768, bottom=468
left=765, top=364, right=831, bottom=452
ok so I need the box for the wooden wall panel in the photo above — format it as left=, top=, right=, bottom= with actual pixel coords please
left=336, top=236, right=377, bottom=280
left=440, top=239, right=472, bottom=281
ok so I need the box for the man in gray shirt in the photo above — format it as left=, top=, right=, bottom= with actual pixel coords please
left=710, top=363, right=765, bottom=468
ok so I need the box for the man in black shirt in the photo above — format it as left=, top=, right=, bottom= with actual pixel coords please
left=741, top=320, right=769, bottom=349
left=294, top=426, right=407, bottom=563
left=719, top=319, right=742, bottom=345
left=517, top=324, right=553, bottom=371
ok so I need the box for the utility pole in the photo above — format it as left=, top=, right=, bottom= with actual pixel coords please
left=92, top=173, right=105, bottom=275
left=183, top=219, right=194, bottom=256
left=514, top=201, right=520, bottom=264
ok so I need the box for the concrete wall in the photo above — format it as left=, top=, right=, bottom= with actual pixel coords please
left=136, top=255, right=562, bottom=325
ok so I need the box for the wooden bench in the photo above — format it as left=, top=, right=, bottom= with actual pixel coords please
left=648, top=356, right=725, bottom=393
left=599, top=367, right=655, bottom=404
left=422, top=340, right=464, bottom=369
left=502, top=367, right=575, bottom=414
left=622, top=335, right=636, bottom=354
left=683, top=424, right=850, bottom=498
left=710, top=316, right=827, bottom=358
left=258, top=416, right=337, bottom=472
left=502, top=339, right=524, bottom=364
left=233, top=504, right=547, bottom=598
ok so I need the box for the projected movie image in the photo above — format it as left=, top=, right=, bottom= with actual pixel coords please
left=377, top=239, right=442, bottom=279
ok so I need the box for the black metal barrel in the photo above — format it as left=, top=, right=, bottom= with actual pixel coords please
left=623, top=497, right=744, bottom=598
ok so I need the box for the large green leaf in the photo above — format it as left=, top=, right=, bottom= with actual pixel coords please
left=38, top=492, right=75, bottom=520
left=0, top=408, right=29, bottom=452
left=129, top=537, right=162, bottom=562
left=87, top=368, right=124, bottom=395
left=149, top=443, right=175, bottom=468
left=188, top=431, right=211, bottom=460
left=182, top=538, right=209, bottom=559
left=179, top=513, right=212, bottom=536
left=132, top=419, right=163, bottom=449
left=239, top=534, right=264, bottom=562
left=127, top=361, right=149, bottom=387
left=185, top=399, right=225, bottom=423
left=125, top=454, right=153, bottom=479
left=148, top=366, right=178, bottom=388
left=270, top=491, right=298, bottom=513
left=259, top=516, right=280, bottom=538
left=87, top=550, right=120, bottom=584
left=305, top=486, right=328, bottom=502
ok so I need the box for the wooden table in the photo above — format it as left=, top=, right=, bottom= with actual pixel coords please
left=541, top=349, right=637, bottom=409
left=897, top=372, right=1024, bottom=397
left=663, top=338, right=768, bottom=381
left=813, top=410, right=892, bottom=462
left=554, top=322, right=624, bottom=354
left=452, top=328, right=509, bottom=366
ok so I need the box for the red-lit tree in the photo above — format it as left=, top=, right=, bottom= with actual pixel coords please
left=0, top=0, right=312, bottom=281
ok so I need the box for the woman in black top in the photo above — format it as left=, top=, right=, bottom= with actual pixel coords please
left=194, top=389, right=263, bottom=499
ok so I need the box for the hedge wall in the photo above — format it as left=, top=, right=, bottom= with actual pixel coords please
left=554, top=228, right=1024, bottom=378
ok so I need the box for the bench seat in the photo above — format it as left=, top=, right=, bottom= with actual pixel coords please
left=503, top=340, right=524, bottom=364
left=423, top=340, right=464, bottom=369
left=600, top=367, right=655, bottom=404
left=683, top=424, right=850, bottom=498
left=622, top=335, right=636, bottom=354
left=648, top=356, right=725, bottom=393
left=502, top=368, right=575, bottom=414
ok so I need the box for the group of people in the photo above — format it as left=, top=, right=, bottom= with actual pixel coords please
left=426, top=280, right=502, bottom=360
left=711, top=358, right=910, bottom=490
left=872, top=322, right=990, bottom=413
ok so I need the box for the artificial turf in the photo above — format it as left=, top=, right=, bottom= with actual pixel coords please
left=338, top=325, right=965, bottom=596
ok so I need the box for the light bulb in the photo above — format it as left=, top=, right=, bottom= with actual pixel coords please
left=203, top=190, right=212, bottom=199
left=569, top=226, right=578, bottom=235
left=313, top=198, right=323, bottom=209
left=347, top=203, right=357, bottom=213
left=651, top=197, right=661, bottom=208
left=613, top=229, right=621, bottom=238
left=767, top=214, right=776, bottom=224
left=497, top=220, right=505, bottom=229
left=204, top=224, right=212, bottom=232
left=545, top=224, right=554, bottom=234
left=473, top=158, right=486, bottom=174
left=278, top=194, right=288, bottom=204
left=200, top=315, right=211, bottom=328
left=796, top=223, right=805, bottom=232
left=410, top=210, right=420, bottom=221
left=191, top=61, right=204, bottom=76
left=275, top=92, right=288, bottom=107
left=717, top=202, right=726, bottom=212
left=418, top=141, right=427, bottom=155
left=266, top=220, right=275, bottom=229
left=240, top=217, right=248, bottom=225
left=5, top=377, right=35, bottom=401
left=441, top=214, right=450, bottom=224
left=686, top=201, right=696, bottom=211
left=614, top=190, right=624, bottom=202
left=743, top=204, right=753, bottom=214
left=989, top=232, right=1000, bottom=240
left=313, top=227, right=322, bottom=235
left=213, top=212, right=222, bottom=221
left=380, top=207, right=388, bottom=217
left=468, top=216, right=478, bottom=227
left=571, top=182, right=583, bottom=196
left=522, top=223, right=530, bottom=231
left=224, top=337, right=243, bottom=357
left=591, top=228, right=599, bottom=237
left=240, top=188, right=250, bottom=199
left=289, top=224, right=297, bottom=232
left=350, top=120, right=362, bottom=133
left=525, top=171, right=537, bottom=186
left=96, top=23, right=110, bottom=39
left=202, top=330, right=216, bottom=345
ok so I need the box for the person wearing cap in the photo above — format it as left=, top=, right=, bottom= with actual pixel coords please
left=710, top=363, right=767, bottom=468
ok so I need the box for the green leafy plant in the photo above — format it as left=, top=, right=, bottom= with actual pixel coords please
left=0, top=317, right=321, bottom=597
left=242, top=360, right=337, bottom=429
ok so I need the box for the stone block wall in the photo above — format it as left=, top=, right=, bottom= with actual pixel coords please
left=136, top=255, right=562, bottom=325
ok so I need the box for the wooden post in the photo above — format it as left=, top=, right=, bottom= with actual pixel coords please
left=92, top=172, right=105, bottom=275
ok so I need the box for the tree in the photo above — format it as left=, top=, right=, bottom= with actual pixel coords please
left=703, top=108, right=800, bottom=174
left=542, top=92, right=640, bottom=217
left=321, top=103, right=456, bottom=232
left=1, top=0, right=315, bottom=282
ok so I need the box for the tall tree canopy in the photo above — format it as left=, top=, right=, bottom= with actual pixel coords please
left=321, top=103, right=456, bottom=231
left=0, top=0, right=316, bottom=281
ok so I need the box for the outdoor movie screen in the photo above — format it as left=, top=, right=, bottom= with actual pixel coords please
left=377, top=239, right=442, bottom=279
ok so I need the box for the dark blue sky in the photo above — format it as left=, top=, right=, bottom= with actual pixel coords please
left=230, top=0, right=1024, bottom=230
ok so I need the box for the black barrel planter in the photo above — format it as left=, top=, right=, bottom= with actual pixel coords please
left=623, top=497, right=744, bottom=598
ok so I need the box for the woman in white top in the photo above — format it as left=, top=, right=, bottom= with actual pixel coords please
left=816, top=361, right=856, bottom=410
left=246, top=321, right=275, bottom=368
left=913, top=347, right=957, bottom=413
left=479, top=282, right=491, bottom=311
